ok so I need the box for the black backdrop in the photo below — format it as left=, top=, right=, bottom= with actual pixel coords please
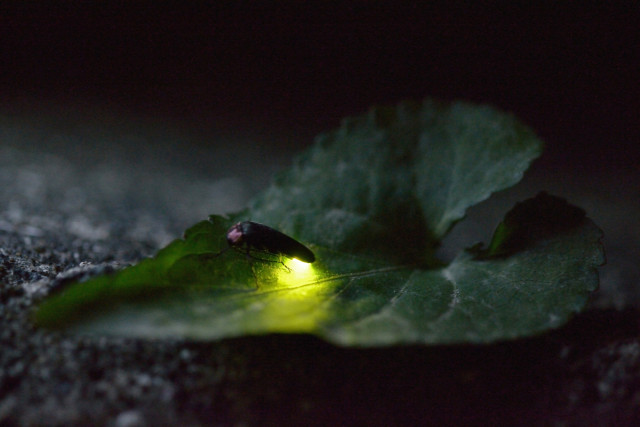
left=2, top=2, right=639, bottom=172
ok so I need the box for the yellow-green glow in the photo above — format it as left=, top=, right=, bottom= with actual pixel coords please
left=289, top=257, right=312, bottom=269
left=276, top=257, right=317, bottom=287
left=254, top=257, right=326, bottom=332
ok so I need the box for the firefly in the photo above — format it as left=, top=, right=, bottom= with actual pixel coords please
left=223, top=221, right=315, bottom=267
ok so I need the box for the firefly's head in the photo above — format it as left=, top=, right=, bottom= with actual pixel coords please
left=226, top=222, right=244, bottom=247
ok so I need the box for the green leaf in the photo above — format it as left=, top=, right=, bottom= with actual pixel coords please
left=249, top=100, right=542, bottom=264
left=34, top=100, right=604, bottom=346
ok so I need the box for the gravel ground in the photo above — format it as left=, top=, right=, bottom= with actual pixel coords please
left=1, top=113, right=639, bottom=426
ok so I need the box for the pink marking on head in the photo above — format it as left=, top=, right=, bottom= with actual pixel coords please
left=226, top=223, right=244, bottom=245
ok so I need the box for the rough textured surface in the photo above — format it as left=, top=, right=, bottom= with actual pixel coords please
left=1, top=115, right=639, bottom=426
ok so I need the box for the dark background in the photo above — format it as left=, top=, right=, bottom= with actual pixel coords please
left=2, top=2, right=639, bottom=171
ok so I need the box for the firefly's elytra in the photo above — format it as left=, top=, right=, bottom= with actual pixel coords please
left=226, top=221, right=315, bottom=263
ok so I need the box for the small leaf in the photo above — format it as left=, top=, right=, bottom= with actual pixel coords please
left=484, top=191, right=588, bottom=257
left=34, top=99, right=604, bottom=346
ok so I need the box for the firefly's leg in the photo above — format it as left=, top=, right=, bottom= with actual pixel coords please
left=239, top=248, right=291, bottom=272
